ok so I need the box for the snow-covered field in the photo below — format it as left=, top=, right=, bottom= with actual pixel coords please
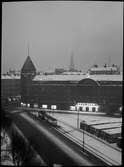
left=50, top=112, right=122, bottom=128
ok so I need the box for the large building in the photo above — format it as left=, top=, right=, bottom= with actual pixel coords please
left=20, top=56, right=122, bottom=113
left=1, top=74, right=20, bottom=102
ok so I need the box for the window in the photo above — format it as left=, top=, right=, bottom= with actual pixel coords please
left=42, top=104, right=47, bottom=109
left=51, top=105, right=57, bottom=110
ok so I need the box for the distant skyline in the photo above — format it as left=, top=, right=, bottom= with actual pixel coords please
left=2, top=1, right=123, bottom=73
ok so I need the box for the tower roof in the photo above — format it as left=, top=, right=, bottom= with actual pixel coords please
left=21, top=56, right=36, bottom=73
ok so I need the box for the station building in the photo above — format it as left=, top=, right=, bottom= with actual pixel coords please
left=20, top=56, right=122, bottom=112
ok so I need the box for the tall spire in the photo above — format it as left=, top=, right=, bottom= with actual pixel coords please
left=27, top=41, right=29, bottom=57
left=69, top=52, right=75, bottom=72
left=108, top=56, right=111, bottom=66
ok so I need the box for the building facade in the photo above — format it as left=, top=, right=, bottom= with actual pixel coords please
left=1, top=56, right=122, bottom=113
left=19, top=56, right=122, bottom=112
left=1, top=75, right=21, bottom=105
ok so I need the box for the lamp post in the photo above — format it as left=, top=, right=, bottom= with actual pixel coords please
left=74, top=100, right=79, bottom=129
left=77, top=108, right=79, bottom=128
left=82, top=121, right=85, bottom=152
left=83, top=128, right=85, bottom=152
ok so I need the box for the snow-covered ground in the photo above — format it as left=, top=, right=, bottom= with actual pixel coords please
left=49, top=112, right=122, bottom=128
left=48, top=112, right=122, bottom=165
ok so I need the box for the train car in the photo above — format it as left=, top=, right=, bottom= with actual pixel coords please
left=90, top=123, right=122, bottom=137
left=44, top=114, right=57, bottom=126
left=101, top=127, right=121, bottom=143
left=38, top=110, right=45, bottom=119
left=80, top=119, right=110, bottom=132
left=80, top=118, right=122, bottom=133
left=80, top=120, right=99, bottom=131
left=21, top=106, right=57, bottom=126
left=31, top=110, right=39, bottom=117
left=116, top=136, right=122, bottom=148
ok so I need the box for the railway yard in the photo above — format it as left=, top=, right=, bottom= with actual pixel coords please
left=14, top=107, right=122, bottom=166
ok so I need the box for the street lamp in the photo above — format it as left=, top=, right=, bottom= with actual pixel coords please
left=74, top=101, right=79, bottom=129
left=82, top=121, right=85, bottom=152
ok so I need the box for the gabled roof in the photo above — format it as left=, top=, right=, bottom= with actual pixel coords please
left=21, top=56, right=36, bottom=73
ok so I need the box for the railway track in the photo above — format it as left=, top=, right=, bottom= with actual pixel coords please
left=53, top=123, right=121, bottom=166
left=54, top=117, right=121, bottom=152
left=28, top=110, right=120, bottom=166
left=12, top=108, right=121, bottom=166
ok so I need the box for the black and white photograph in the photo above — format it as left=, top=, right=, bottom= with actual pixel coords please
left=1, top=1, right=122, bottom=166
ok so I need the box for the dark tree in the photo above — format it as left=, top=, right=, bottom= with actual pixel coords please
left=1, top=108, right=12, bottom=132
left=102, top=103, right=120, bottom=116
left=11, top=129, right=37, bottom=166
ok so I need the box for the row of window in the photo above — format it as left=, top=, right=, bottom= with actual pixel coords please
left=77, top=103, right=98, bottom=106
left=70, top=105, right=99, bottom=112
left=21, top=103, right=57, bottom=110
left=20, top=102, right=99, bottom=112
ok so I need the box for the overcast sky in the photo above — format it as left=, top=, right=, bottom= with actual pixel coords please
left=2, top=1, right=123, bottom=73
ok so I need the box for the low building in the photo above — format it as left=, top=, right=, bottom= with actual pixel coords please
left=88, top=64, right=120, bottom=75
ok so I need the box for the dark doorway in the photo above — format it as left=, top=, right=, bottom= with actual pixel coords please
left=92, top=107, right=96, bottom=112
left=79, top=107, right=83, bottom=111
left=86, top=107, right=89, bottom=112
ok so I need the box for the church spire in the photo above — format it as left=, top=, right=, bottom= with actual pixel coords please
left=69, top=52, right=75, bottom=72
left=27, top=41, right=29, bottom=57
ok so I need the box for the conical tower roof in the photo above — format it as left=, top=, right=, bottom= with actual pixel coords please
left=21, top=56, right=36, bottom=73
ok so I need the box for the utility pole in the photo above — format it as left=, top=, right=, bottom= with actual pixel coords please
left=82, top=121, right=85, bottom=152
left=27, top=41, right=30, bottom=57
left=69, top=52, right=75, bottom=72
left=73, top=100, right=79, bottom=129
left=83, top=128, right=85, bottom=152
left=77, top=108, right=79, bottom=128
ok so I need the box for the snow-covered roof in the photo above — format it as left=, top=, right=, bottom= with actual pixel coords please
left=89, top=66, right=118, bottom=71
left=92, top=123, right=122, bottom=129
left=86, top=74, right=122, bottom=82
left=62, top=71, right=85, bottom=75
left=1, top=74, right=20, bottom=79
left=33, top=74, right=86, bottom=81
left=82, top=118, right=122, bottom=125
left=1, top=73, right=122, bottom=82
left=33, top=73, right=122, bottom=82
left=102, top=127, right=122, bottom=135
